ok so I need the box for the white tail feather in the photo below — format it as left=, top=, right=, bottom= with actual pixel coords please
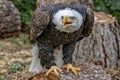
left=29, top=43, right=43, bottom=73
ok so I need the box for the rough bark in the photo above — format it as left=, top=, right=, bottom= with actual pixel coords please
left=36, top=0, right=94, bottom=9
left=29, top=63, right=111, bottom=80
left=79, top=0, right=94, bottom=9
left=73, top=12, right=120, bottom=68
left=0, top=0, right=21, bottom=38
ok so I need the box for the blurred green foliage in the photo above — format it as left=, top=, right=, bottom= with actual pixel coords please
left=94, top=0, right=120, bottom=24
left=12, top=0, right=36, bottom=28
left=12, top=0, right=120, bottom=29
left=0, top=77, right=9, bottom=80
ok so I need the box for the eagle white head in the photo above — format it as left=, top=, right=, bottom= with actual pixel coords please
left=52, top=8, right=83, bottom=33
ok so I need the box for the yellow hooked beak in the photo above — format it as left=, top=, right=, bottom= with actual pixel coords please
left=62, top=16, right=72, bottom=29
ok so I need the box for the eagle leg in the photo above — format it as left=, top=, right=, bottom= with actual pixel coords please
left=63, top=43, right=76, bottom=64
left=38, top=43, right=56, bottom=70
left=38, top=43, right=62, bottom=76
left=46, top=66, right=63, bottom=76
left=62, top=64, right=80, bottom=76
left=62, top=43, right=80, bottom=76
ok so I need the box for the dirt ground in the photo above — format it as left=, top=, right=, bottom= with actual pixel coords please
left=0, top=34, right=33, bottom=80
left=0, top=33, right=120, bottom=80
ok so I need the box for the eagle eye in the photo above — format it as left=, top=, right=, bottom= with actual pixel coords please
left=70, top=16, right=75, bottom=20
left=61, top=16, right=64, bottom=19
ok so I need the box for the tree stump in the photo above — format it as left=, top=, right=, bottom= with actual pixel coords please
left=29, top=12, right=120, bottom=80
left=30, top=0, right=120, bottom=80
left=0, top=0, right=21, bottom=38
left=73, top=12, right=120, bottom=68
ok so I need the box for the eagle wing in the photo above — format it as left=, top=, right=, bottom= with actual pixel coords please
left=81, top=6, right=94, bottom=37
left=30, top=8, right=50, bottom=43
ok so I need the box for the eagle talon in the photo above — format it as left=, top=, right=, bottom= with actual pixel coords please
left=46, top=66, right=63, bottom=76
left=62, top=64, right=80, bottom=76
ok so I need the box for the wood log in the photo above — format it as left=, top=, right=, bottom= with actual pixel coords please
left=73, top=12, right=120, bottom=68
left=29, top=63, right=111, bottom=80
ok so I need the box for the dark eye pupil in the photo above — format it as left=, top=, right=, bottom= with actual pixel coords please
left=71, top=17, right=75, bottom=19
left=61, top=16, right=64, bottom=19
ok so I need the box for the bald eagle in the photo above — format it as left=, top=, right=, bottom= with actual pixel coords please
left=29, top=4, right=94, bottom=76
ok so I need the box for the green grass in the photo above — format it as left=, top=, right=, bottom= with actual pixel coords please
left=8, top=62, right=25, bottom=73
left=21, top=34, right=29, bottom=45
left=5, top=33, right=29, bottom=45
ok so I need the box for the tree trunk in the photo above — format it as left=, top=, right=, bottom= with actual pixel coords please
left=36, top=0, right=94, bottom=9
left=73, top=12, right=120, bottom=68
